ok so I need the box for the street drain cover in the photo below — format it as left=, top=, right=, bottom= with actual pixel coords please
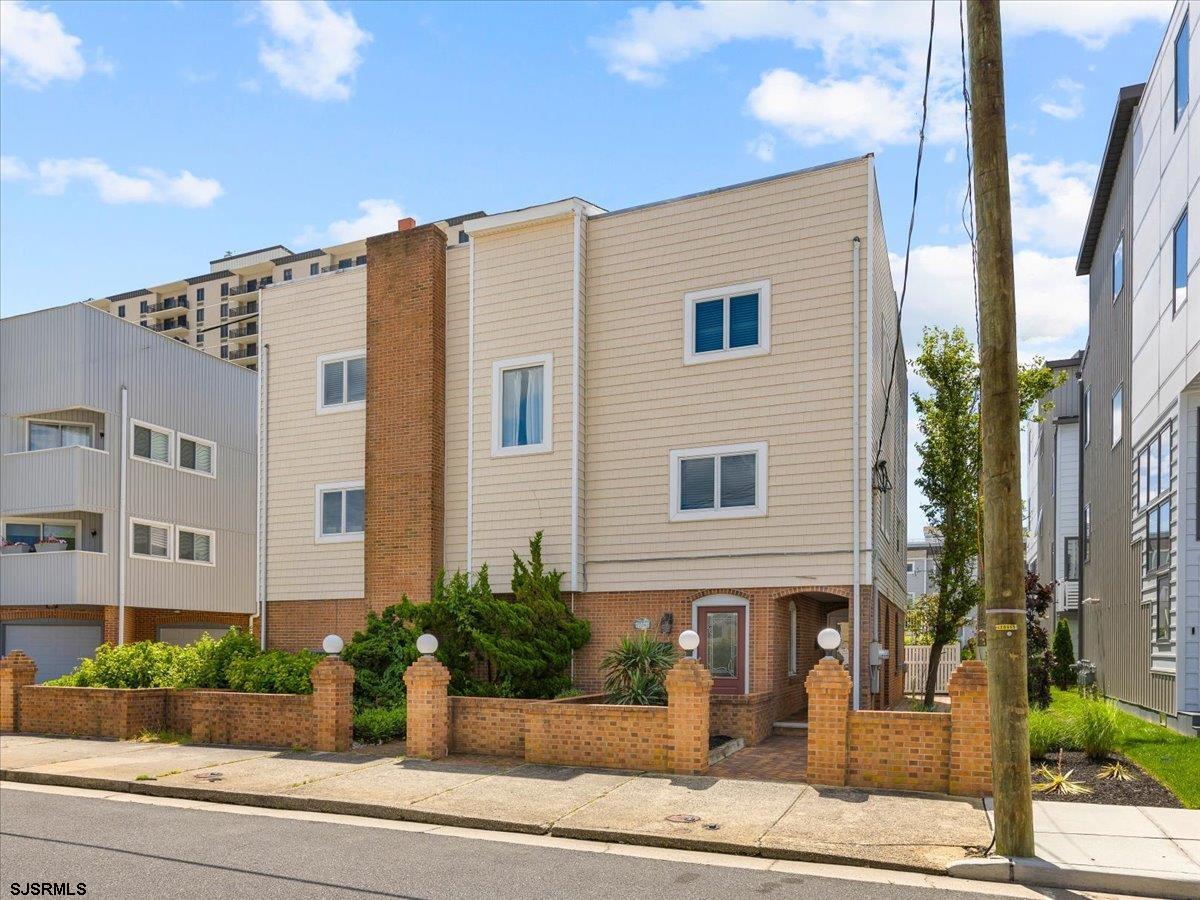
left=665, top=814, right=700, bottom=823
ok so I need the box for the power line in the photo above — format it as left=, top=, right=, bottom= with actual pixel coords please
left=873, top=0, right=937, bottom=475
left=960, top=0, right=980, bottom=354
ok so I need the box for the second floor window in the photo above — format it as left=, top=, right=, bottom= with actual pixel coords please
left=132, top=422, right=171, bottom=466
left=1174, top=210, right=1189, bottom=315
left=317, top=484, right=364, bottom=540
left=131, top=521, right=171, bottom=560
left=669, top=442, right=767, bottom=521
left=178, top=527, right=214, bottom=565
left=28, top=421, right=92, bottom=451
left=683, top=280, right=770, bottom=364
left=319, top=351, right=366, bottom=411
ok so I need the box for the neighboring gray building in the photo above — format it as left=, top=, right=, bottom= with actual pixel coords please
left=905, top=529, right=978, bottom=644
left=0, top=303, right=257, bottom=680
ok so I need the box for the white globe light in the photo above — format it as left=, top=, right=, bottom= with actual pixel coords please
left=817, top=628, right=842, bottom=652
left=416, top=633, right=439, bottom=656
left=322, top=634, right=344, bottom=655
left=678, top=629, right=700, bottom=652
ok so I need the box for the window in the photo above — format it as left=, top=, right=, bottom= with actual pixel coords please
left=1064, top=536, right=1080, bottom=581
left=1146, top=497, right=1172, bottom=574
left=1173, top=210, right=1188, bottom=315
left=220, top=283, right=229, bottom=298
left=491, top=353, right=553, bottom=456
left=1083, top=387, right=1092, bottom=446
left=131, top=520, right=171, bottom=560
left=196, top=288, right=205, bottom=303
left=140, top=300, right=149, bottom=314
left=197, top=308, right=205, bottom=324
left=197, top=332, right=205, bottom=345
left=1156, top=575, right=1172, bottom=642
left=177, top=527, right=214, bottom=565
left=221, top=346, right=228, bottom=359
left=178, top=434, right=214, bottom=476
left=4, top=519, right=79, bottom=550
left=318, top=350, right=367, bottom=412
left=669, top=442, right=768, bottom=521
left=1083, top=504, right=1092, bottom=562
left=310, top=262, right=320, bottom=276
left=220, top=303, right=229, bottom=318
left=283, top=268, right=292, bottom=282
left=1137, top=423, right=1172, bottom=510
left=1111, top=385, right=1123, bottom=447
left=338, top=258, right=352, bottom=270
left=682, top=280, right=770, bottom=364
left=131, top=421, right=172, bottom=467
left=355, top=254, right=367, bottom=266
left=788, top=601, right=797, bottom=676
left=27, top=420, right=92, bottom=451
left=1112, top=232, right=1124, bottom=301
left=117, top=306, right=126, bottom=319
left=315, top=483, right=364, bottom=541
left=906, top=562, right=914, bottom=573
left=1176, top=14, right=1190, bottom=126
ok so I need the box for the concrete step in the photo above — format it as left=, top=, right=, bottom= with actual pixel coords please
left=772, top=721, right=808, bottom=737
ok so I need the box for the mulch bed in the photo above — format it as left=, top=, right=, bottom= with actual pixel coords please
left=1030, top=751, right=1180, bottom=807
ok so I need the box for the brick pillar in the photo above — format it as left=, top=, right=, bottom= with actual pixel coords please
left=102, top=606, right=135, bottom=645
left=365, top=224, right=446, bottom=610
left=311, top=656, right=356, bottom=752
left=403, top=655, right=451, bottom=759
left=948, top=660, right=992, bottom=796
left=0, top=651, right=37, bottom=732
left=665, top=657, right=713, bottom=775
left=804, top=657, right=852, bottom=786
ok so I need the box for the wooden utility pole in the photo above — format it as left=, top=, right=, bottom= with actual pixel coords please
left=967, top=0, right=1035, bottom=857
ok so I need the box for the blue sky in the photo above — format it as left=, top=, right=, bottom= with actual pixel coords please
left=0, top=0, right=1176, bottom=536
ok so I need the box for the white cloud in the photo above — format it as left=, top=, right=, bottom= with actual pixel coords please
left=0, top=0, right=87, bottom=88
left=1035, top=76, right=1084, bottom=120
left=1, top=156, right=223, bottom=207
left=745, top=132, right=775, bottom=162
left=295, top=198, right=408, bottom=246
left=256, top=0, right=371, bottom=101
left=1009, top=154, right=1098, bottom=255
left=1003, top=0, right=1172, bottom=51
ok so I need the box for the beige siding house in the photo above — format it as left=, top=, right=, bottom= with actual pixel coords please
left=262, top=156, right=907, bottom=717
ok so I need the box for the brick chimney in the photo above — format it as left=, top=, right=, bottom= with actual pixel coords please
left=396, top=217, right=416, bottom=232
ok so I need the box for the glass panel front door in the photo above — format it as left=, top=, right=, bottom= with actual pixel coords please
left=698, top=605, right=746, bottom=694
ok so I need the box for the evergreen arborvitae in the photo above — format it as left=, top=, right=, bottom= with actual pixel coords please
left=1051, top=617, right=1077, bottom=689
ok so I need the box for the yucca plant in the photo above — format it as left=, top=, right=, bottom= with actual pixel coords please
left=1097, top=760, right=1137, bottom=782
left=1032, top=751, right=1092, bottom=796
left=602, top=632, right=676, bottom=705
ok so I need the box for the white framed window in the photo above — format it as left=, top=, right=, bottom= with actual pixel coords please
left=178, top=433, right=215, bottom=477
left=177, top=526, right=215, bottom=565
left=1111, top=385, right=1123, bottom=448
left=788, top=601, right=797, bottom=676
left=682, top=279, right=770, bottom=365
left=130, top=519, right=173, bottom=561
left=315, top=482, right=365, bottom=542
left=669, top=441, right=768, bottom=522
left=25, top=420, right=94, bottom=452
left=131, top=420, right=173, bottom=468
left=491, top=353, right=553, bottom=457
left=316, top=349, right=366, bottom=413
left=3, top=517, right=82, bottom=550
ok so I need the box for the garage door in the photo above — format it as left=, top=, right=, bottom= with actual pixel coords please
left=158, top=625, right=231, bottom=646
left=2, top=623, right=103, bottom=682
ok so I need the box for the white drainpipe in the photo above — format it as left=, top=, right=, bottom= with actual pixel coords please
left=256, top=343, right=269, bottom=650
left=118, top=385, right=128, bottom=645
left=852, top=236, right=862, bottom=710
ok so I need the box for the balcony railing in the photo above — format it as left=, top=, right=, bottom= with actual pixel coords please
left=226, top=301, right=258, bottom=318
left=144, top=298, right=189, bottom=316
left=228, top=346, right=258, bottom=361
left=228, top=323, right=258, bottom=341
left=1, top=549, right=115, bottom=607
left=146, top=317, right=188, bottom=333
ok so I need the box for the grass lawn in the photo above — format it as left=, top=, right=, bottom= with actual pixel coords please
left=1047, top=689, right=1200, bottom=809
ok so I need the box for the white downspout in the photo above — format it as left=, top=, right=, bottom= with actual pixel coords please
left=117, top=385, right=128, bottom=645
left=852, top=236, right=862, bottom=710
left=256, top=344, right=269, bottom=650
left=467, top=238, right=475, bottom=575
left=570, top=207, right=582, bottom=593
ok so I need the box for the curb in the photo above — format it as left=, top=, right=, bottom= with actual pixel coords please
left=947, top=855, right=1200, bottom=900
left=4, top=768, right=948, bottom=877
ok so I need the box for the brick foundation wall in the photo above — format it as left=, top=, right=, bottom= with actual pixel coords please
left=265, top=598, right=368, bottom=652
left=525, top=701, right=669, bottom=771
left=847, top=710, right=951, bottom=793
left=179, top=690, right=314, bottom=749
left=17, top=686, right=169, bottom=740
left=365, top=224, right=446, bottom=609
left=449, top=696, right=528, bottom=757
left=710, top=691, right=775, bottom=745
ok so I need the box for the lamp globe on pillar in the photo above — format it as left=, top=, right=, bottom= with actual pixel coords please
left=817, top=627, right=842, bottom=659
left=678, top=629, right=700, bottom=659
left=416, top=633, right=439, bottom=657
left=322, top=634, right=344, bottom=657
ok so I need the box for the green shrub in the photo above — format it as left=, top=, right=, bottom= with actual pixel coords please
left=601, top=632, right=676, bottom=705
left=225, top=650, right=320, bottom=694
left=1028, top=709, right=1068, bottom=759
left=187, top=627, right=260, bottom=689
left=1071, top=698, right=1120, bottom=760
left=1051, top=619, right=1077, bottom=689
left=353, top=705, right=407, bottom=743
left=46, top=641, right=191, bottom=688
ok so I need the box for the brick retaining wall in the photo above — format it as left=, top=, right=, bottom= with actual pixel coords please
left=847, top=710, right=951, bottom=793
left=525, top=701, right=669, bottom=770
left=449, top=696, right=529, bottom=757
left=710, top=691, right=775, bottom=745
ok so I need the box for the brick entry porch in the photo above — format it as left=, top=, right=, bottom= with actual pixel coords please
left=709, top=732, right=809, bottom=782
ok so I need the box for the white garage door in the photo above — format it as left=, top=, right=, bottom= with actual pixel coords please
left=158, top=625, right=231, bottom=646
left=3, top=624, right=103, bottom=682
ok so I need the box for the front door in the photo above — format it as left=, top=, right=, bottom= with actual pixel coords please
left=697, top=605, right=746, bottom=694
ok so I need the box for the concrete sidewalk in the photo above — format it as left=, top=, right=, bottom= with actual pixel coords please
left=0, top=734, right=989, bottom=875
left=948, top=798, right=1200, bottom=899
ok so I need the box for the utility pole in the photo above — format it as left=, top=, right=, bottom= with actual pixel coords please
left=967, top=0, right=1035, bottom=858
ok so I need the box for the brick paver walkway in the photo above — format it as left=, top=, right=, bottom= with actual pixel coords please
left=708, top=733, right=808, bottom=782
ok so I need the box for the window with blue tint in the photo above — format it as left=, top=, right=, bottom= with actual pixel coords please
left=694, top=299, right=724, bottom=354
left=501, top=364, right=544, bottom=448
left=1176, top=15, right=1189, bottom=126
left=1174, top=210, right=1188, bottom=315
left=719, top=453, right=757, bottom=507
left=1112, top=233, right=1124, bottom=302
left=4, top=523, right=40, bottom=548
left=319, top=486, right=364, bottom=537
left=345, top=489, right=365, bottom=533
left=322, top=490, right=342, bottom=535
left=679, top=457, right=715, bottom=510
left=728, top=294, right=759, bottom=348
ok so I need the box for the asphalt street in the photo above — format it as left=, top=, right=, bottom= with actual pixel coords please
left=0, top=785, right=1091, bottom=899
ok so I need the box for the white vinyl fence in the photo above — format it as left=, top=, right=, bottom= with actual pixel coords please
left=905, top=643, right=960, bottom=694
